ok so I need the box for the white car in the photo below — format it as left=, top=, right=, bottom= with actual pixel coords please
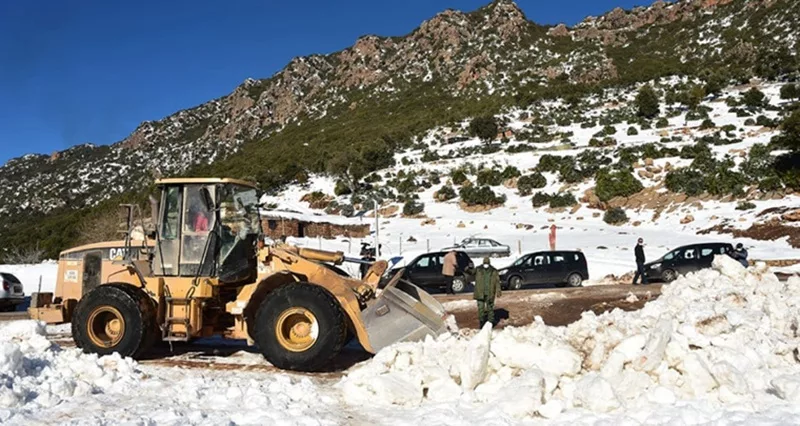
left=0, top=272, right=25, bottom=312
left=442, top=238, right=511, bottom=258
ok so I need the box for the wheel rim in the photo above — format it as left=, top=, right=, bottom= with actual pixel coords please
left=664, top=270, right=676, bottom=282
left=511, top=277, right=522, bottom=290
left=275, top=307, right=319, bottom=352
left=452, top=278, right=466, bottom=293
left=569, top=274, right=581, bottom=286
left=87, top=306, right=125, bottom=348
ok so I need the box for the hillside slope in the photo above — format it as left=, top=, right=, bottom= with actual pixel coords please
left=1, top=0, right=799, bottom=258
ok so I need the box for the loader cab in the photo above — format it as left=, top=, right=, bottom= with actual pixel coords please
left=153, top=178, right=262, bottom=285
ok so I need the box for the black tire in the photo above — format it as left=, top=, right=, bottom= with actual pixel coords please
left=662, top=269, right=678, bottom=283
left=451, top=276, right=468, bottom=293
left=567, top=273, right=583, bottom=287
left=72, top=284, right=157, bottom=359
left=253, top=283, right=347, bottom=372
left=509, top=276, right=523, bottom=291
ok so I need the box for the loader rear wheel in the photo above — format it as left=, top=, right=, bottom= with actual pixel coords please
left=253, top=283, right=347, bottom=372
left=72, top=284, right=157, bottom=359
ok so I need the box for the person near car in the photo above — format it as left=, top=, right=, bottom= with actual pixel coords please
left=473, top=257, right=501, bottom=328
left=729, top=243, right=749, bottom=268
left=442, top=250, right=458, bottom=295
left=633, top=237, right=648, bottom=285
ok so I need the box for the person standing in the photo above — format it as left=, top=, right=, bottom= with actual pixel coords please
left=729, top=243, right=749, bottom=268
left=633, top=237, right=648, bottom=285
left=442, top=250, right=458, bottom=294
left=473, top=257, right=501, bottom=328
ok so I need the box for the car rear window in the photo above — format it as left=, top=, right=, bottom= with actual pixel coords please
left=0, top=273, right=20, bottom=283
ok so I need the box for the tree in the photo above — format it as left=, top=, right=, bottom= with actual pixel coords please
left=685, top=85, right=705, bottom=110
left=469, top=115, right=498, bottom=142
left=781, top=84, right=799, bottom=101
left=779, top=110, right=800, bottom=152
left=742, top=87, right=767, bottom=110
left=594, top=168, right=644, bottom=202
left=635, top=85, right=659, bottom=119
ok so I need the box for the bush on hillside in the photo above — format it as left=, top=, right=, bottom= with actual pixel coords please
left=477, top=168, right=504, bottom=186
left=627, top=126, right=639, bottom=135
left=742, top=87, right=767, bottom=110
left=603, top=207, right=628, bottom=225
left=699, top=118, right=716, bottom=130
left=635, top=85, right=660, bottom=119
left=655, top=118, right=669, bottom=128
left=780, top=83, right=799, bottom=101
left=402, top=201, right=425, bottom=216
left=736, top=201, right=756, bottom=210
left=334, top=180, right=352, bottom=196
left=517, top=173, right=547, bottom=196
left=459, top=186, right=506, bottom=206
left=469, top=116, right=498, bottom=142
left=501, top=165, right=521, bottom=180
left=530, top=192, right=577, bottom=208
left=594, top=168, right=644, bottom=202
left=434, top=185, right=457, bottom=201
left=450, top=169, right=469, bottom=185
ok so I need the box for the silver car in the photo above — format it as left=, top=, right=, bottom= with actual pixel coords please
left=442, top=238, right=511, bottom=258
left=0, top=272, right=25, bottom=312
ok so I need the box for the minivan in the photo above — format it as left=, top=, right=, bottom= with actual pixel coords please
left=644, top=242, right=733, bottom=282
left=379, top=251, right=475, bottom=293
left=498, top=251, right=589, bottom=290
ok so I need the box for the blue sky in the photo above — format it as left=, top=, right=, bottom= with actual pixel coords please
left=0, top=0, right=644, bottom=164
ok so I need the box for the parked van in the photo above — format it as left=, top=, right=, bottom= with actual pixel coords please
left=499, top=251, right=589, bottom=290
left=644, top=242, right=733, bottom=282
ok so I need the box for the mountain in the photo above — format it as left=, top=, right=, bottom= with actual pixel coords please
left=1, top=0, right=798, bottom=258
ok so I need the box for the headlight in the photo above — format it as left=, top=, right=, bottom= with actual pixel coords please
left=650, top=263, right=661, bottom=270
left=498, top=268, right=509, bottom=275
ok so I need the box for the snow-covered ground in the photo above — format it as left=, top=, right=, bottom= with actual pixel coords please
left=3, top=256, right=800, bottom=424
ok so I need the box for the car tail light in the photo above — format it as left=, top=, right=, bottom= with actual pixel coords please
left=2, top=281, right=8, bottom=291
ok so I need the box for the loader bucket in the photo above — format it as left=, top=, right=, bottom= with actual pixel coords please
left=360, top=269, right=449, bottom=353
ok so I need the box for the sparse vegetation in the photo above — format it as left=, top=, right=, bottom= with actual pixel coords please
left=469, top=115, right=499, bottom=142
left=459, top=186, right=505, bottom=206
left=402, top=201, right=425, bottom=216
left=434, top=185, right=457, bottom=201
left=603, top=207, right=629, bottom=225
left=516, top=173, right=547, bottom=196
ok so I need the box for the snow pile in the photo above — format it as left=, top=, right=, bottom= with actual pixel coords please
left=339, top=256, right=800, bottom=422
left=0, top=321, right=140, bottom=420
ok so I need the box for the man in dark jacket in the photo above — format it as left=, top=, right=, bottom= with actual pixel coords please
left=729, top=243, right=749, bottom=268
left=633, top=237, right=648, bottom=285
left=473, top=257, right=501, bottom=328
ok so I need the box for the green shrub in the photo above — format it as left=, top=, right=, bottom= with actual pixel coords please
left=450, top=169, right=468, bottom=185
left=402, top=201, right=424, bottom=216
left=636, top=85, right=660, bottom=119
left=334, top=180, right=352, bottom=196
left=530, top=192, right=577, bottom=208
left=549, top=192, right=577, bottom=208
left=477, top=168, right=504, bottom=186
left=756, top=115, right=777, bottom=127
left=435, top=185, right=457, bottom=201
left=459, top=186, right=506, bottom=206
left=395, top=176, right=418, bottom=194
left=469, top=116, right=498, bottom=142
left=603, top=207, right=628, bottom=225
left=595, top=168, right=644, bottom=202
left=655, top=118, right=669, bottom=128
left=627, top=126, right=639, bottom=135
left=421, top=150, right=440, bottom=162
left=665, top=168, right=706, bottom=196
left=780, top=83, right=799, bottom=101
left=501, top=165, right=521, bottom=180
left=744, top=118, right=756, bottom=126
left=699, top=118, right=716, bottom=130
left=742, top=87, right=767, bottom=110
left=531, top=192, right=550, bottom=208
left=517, top=173, right=547, bottom=196
left=735, top=201, right=756, bottom=210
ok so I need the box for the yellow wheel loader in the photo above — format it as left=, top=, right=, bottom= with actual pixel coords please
left=29, top=178, right=448, bottom=371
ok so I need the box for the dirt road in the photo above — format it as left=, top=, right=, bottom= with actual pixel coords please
left=434, top=284, right=662, bottom=329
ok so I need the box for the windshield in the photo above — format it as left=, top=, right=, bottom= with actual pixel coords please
left=511, top=256, right=527, bottom=266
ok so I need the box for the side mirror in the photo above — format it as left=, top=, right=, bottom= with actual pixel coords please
left=200, top=187, right=215, bottom=211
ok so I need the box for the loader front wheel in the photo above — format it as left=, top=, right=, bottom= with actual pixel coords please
left=72, top=284, right=157, bottom=359
left=253, top=283, right=347, bottom=371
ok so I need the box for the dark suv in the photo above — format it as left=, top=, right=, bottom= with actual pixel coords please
left=644, top=242, right=733, bottom=282
left=499, top=251, right=589, bottom=290
left=379, top=251, right=475, bottom=293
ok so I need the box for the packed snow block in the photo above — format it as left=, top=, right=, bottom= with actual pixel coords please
left=712, top=254, right=747, bottom=281
left=601, top=334, right=646, bottom=379
left=459, top=322, right=492, bottom=392
left=632, top=319, right=673, bottom=372
left=771, top=374, right=800, bottom=403
left=574, top=373, right=620, bottom=412
left=494, top=369, right=545, bottom=418
left=678, top=353, right=718, bottom=397
left=0, top=343, right=23, bottom=376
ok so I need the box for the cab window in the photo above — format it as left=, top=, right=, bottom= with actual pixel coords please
left=161, top=186, right=182, bottom=240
